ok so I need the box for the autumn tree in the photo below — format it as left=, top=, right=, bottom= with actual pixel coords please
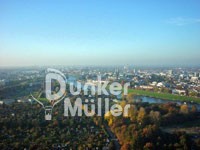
left=180, top=104, right=189, bottom=114
left=137, top=107, right=146, bottom=125
left=149, top=110, right=160, bottom=125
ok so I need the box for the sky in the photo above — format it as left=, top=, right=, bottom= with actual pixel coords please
left=0, top=0, right=200, bottom=67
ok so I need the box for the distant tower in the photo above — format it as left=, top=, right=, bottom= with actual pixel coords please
left=133, top=68, right=136, bottom=74
left=168, top=70, right=173, bottom=76
left=42, top=70, right=46, bottom=90
left=115, top=68, right=119, bottom=80
left=124, top=64, right=129, bottom=73
left=194, top=72, right=197, bottom=77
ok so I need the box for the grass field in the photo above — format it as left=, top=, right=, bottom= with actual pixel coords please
left=128, top=89, right=200, bottom=103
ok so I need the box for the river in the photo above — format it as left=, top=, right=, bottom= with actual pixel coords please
left=134, top=96, right=200, bottom=111
left=67, top=76, right=200, bottom=111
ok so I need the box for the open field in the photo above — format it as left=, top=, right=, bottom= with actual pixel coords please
left=128, top=89, right=200, bottom=103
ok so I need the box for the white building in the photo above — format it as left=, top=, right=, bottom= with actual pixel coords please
left=191, top=77, right=198, bottom=83
left=157, top=82, right=165, bottom=87
left=172, top=89, right=186, bottom=95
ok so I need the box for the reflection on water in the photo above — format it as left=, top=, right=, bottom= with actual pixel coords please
left=134, top=96, right=200, bottom=111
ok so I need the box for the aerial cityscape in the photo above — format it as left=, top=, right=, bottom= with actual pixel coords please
left=0, top=0, right=200, bottom=149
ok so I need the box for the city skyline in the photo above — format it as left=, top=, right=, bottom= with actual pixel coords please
left=0, top=0, right=200, bottom=67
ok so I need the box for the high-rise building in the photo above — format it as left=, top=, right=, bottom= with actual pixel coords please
left=194, top=72, right=199, bottom=77
left=115, top=68, right=119, bottom=80
left=168, top=70, right=173, bottom=76
left=124, top=64, right=129, bottom=73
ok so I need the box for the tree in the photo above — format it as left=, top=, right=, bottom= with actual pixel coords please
left=144, top=142, right=153, bottom=150
left=128, top=105, right=137, bottom=121
left=149, top=111, right=160, bottom=125
left=180, top=105, right=189, bottom=114
left=121, top=143, right=131, bottom=150
left=189, top=91, right=198, bottom=97
left=191, top=105, right=197, bottom=113
left=137, top=107, right=146, bottom=125
left=108, top=141, right=115, bottom=150
left=127, top=93, right=135, bottom=103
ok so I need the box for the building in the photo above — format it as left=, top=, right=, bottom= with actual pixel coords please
left=157, top=82, right=165, bottom=87
left=191, top=77, right=198, bottom=83
left=172, top=89, right=186, bottom=95
left=140, top=85, right=154, bottom=90
left=168, top=70, right=173, bottom=76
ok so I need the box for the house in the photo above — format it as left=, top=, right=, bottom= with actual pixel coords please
left=172, top=89, right=186, bottom=95
left=151, top=81, right=157, bottom=86
left=17, top=99, right=22, bottom=103
left=157, top=82, right=165, bottom=87
left=140, top=85, right=153, bottom=90
left=191, top=77, right=198, bottom=83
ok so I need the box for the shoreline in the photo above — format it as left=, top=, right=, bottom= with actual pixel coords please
left=128, top=89, right=200, bottom=104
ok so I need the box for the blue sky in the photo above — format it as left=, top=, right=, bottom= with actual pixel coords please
left=0, top=0, right=200, bottom=66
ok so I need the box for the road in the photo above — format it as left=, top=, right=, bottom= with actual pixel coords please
left=104, top=123, right=121, bottom=150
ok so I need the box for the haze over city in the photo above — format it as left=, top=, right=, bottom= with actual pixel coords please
left=0, top=0, right=200, bottom=67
